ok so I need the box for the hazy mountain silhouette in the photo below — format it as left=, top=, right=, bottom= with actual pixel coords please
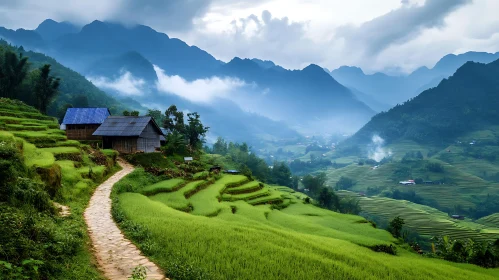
left=85, top=51, right=158, bottom=82
left=35, top=19, right=80, bottom=42
left=330, top=52, right=499, bottom=110
left=346, top=58, right=499, bottom=147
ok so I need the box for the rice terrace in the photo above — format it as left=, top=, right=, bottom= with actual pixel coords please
left=3, top=2, right=499, bottom=279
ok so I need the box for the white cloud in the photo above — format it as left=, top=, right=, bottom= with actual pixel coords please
left=88, top=71, right=145, bottom=96
left=1, top=0, right=499, bottom=74
left=153, top=65, right=245, bottom=102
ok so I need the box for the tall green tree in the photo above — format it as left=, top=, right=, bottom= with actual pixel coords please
left=302, top=173, right=327, bottom=195
left=164, top=105, right=185, bottom=134
left=185, top=112, right=209, bottom=149
left=271, top=161, right=292, bottom=187
left=147, top=109, right=164, bottom=125
left=388, top=216, right=405, bottom=238
left=212, top=137, right=228, bottom=155
left=34, top=64, right=60, bottom=114
left=0, top=50, right=29, bottom=99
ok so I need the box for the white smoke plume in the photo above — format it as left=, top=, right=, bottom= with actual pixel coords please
left=368, top=134, right=392, bottom=162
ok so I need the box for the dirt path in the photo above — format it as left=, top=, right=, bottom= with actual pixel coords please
left=84, top=160, right=167, bottom=280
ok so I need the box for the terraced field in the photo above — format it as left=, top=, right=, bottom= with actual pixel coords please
left=0, top=98, right=119, bottom=279
left=477, top=214, right=499, bottom=228
left=337, top=191, right=499, bottom=243
left=113, top=169, right=499, bottom=280
left=0, top=99, right=116, bottom=200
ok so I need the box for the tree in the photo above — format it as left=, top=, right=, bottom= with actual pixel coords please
left=161, top=131, right=186, bottom=155
left=212, top=137, right=228, bottom=155
left=335, top=176, right=355, bottom=190
left=302, top=173, right=327, bottom=195
left=123, top=110, right=131, bottom=116
left=388, top=216, right=405, bottom=238
left=130, top=110, right=139, bottom=116
left=271, top=161, right=292, bottom=187
left=34, top=64, right=60, bottom=114
left=0, top=50, right=29, bottom=99
left=147, top=109, right=164, bottom=125
left=317, top=187, right=340, bottom=211
left=185, top=112, right=209, bottom=149
left=163, top=105, right=185, bottom=134
left=291, top=176, right=300, bottom=190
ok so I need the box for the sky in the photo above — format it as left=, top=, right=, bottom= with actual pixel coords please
left=1, top=0, right=499, bottom=74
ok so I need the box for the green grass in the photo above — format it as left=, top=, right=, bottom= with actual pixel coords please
left=40, top=146, right=81, bottom=155
left=337, top=191, right=499, bottom=243
left=225, top=181, right=262, bottom=194
left=188, top=175, right=247, bottom=216
left=115, top=190, right=499, bottom=280
left=476, top=214, right=499, bottom=228
left=141, top=178, right=185, bottom=195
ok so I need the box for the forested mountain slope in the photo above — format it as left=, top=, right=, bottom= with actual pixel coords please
left=346, top=59, right=499, bottom=147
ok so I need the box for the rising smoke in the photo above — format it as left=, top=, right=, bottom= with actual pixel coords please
left=368, top=134, right=392, bottom=162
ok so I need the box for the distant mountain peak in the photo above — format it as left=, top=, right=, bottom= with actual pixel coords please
left=35, top=18, right=79, bottom=41
left=302, top=63, right=326, bottom=73
left=251, top=58, right=276, bottom=69
left=334, top=66, right=365, bottom=76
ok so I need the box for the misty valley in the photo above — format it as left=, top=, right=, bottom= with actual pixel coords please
left=2, top=4, right=499, bottom=280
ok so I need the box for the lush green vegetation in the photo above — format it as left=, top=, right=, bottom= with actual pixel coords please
left=0, top=40, right=129, bottom=120
left=0, top=98, right=119, bottom=279
left=206, top=137, right=293, bottom=187
left=111, top=167, right=499, bottom=279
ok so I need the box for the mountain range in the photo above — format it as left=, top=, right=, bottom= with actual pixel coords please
left=330, top=52, right=499, bottom=111
left=345, top=58, right=499, bottom=149
left=0, top=19, right=375, bottom=136
left=1, top=19, right=498, bottom=142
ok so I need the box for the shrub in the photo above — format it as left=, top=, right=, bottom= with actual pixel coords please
left=427, top=162, right=444, bottom=173
left=371, top=244, right=397, bottom=255
left=335, top=176, right=355, bottom=190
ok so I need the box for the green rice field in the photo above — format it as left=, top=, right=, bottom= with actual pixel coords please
left=113, top=170, right=499, bottom=279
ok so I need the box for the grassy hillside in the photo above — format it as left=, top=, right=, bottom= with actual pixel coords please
left=0, top=98, right=118, bottom=279
left=337, top=191, right=499, bottom=246
left=111, top=168, right=499, bottom=279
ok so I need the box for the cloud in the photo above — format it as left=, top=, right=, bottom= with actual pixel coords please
left=335, top=0, right=472, bottom=57
left=88, top=71, right=145, bottom=96
left=0, top=0, right=270, bottom=32
left=186, top=10, right=324, bottom=69
left=153, top=65, right=245, bottom=102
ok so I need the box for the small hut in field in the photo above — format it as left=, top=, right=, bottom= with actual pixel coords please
left=62, top=108, right=111, bottom=141
left=92, top=116, right=164, bottom=154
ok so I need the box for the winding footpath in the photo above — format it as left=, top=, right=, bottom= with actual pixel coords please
left=84, top=160, right=167, bottom=280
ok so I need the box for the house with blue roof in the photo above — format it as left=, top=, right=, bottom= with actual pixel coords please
left=62, top=108, right=111, bottom=141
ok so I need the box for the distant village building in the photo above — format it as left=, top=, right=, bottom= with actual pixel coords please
left=62, top=108, right=111, bottom=141
left=184, top=157, right=193, bottom=163
left=399, top=180, right=416, bottom=185
left=92, top=116, right=164, bottom=154
left=451, top=215, right=465, bottom=220
left=224, top=170, right=241, bottom=175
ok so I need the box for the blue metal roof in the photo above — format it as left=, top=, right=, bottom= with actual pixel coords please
left=62, top=108, right=111, bottom=125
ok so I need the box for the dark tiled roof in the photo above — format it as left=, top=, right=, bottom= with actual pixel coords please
left=93, top=116, right=164, bottom=137
left=62, top=108, right=111, bottom=125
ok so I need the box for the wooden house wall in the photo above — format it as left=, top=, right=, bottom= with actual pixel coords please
left=104, top=137, right=138, bottom=154
left=138, top=122, right=161, bottom=153
left=66, top=124, right=102, bottom=141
